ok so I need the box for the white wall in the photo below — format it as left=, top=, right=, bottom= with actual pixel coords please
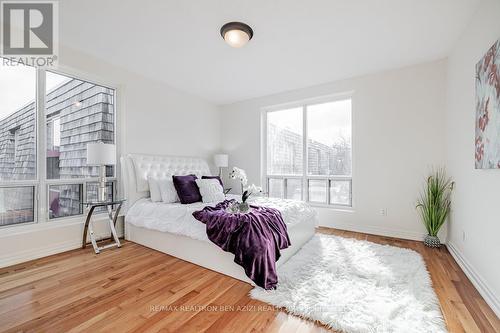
left=221, top=60, right=447, bottom=241
left=57, top=46, right=222, bottom=161
left=0, top=45, right=222, bottom=267
left=445, top=0, right=500, bottom=316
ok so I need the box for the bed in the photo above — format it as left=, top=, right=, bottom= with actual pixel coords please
left=121, top=154, right=317, bottom=285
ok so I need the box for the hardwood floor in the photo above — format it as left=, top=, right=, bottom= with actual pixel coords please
left=0, top=228, right=498, bottom=333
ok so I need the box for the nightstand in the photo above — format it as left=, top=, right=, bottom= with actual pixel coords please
left=81, top=199, right=126, bottom=254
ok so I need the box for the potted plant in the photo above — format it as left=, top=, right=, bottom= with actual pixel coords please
left=229, top=167, right=262, bottom=213
left=416, top=168, right=454, bottom=248
left=240, top=184, right=263, bottom=212
left=229, top=167, right=248, bottom=193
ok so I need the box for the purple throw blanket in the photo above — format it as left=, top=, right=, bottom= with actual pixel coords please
left=192, top=200, right=291, bottom=290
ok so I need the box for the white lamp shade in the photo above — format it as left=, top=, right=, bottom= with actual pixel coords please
left=86, top=143, right=116, bottom=165
left=214, top=154, right=228, bottom=168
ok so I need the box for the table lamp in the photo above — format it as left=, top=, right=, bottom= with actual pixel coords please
left=87, top=143, right=116, bottom=202
left=214, top=154, right=229, bottom=177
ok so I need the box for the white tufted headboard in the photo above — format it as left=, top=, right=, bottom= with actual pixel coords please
left=120, top=154, right=211, bottom=211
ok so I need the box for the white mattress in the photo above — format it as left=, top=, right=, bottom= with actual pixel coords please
left=125, top=194, right=318, bottom=242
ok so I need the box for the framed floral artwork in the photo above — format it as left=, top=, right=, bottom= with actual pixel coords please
left=475, top=38, right=500, bottom=169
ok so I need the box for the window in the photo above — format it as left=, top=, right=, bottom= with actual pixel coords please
left=266, top=107, right=303, bottom=175
left=44, top=71, right=116, bottom=220
left=48, top=184, right=83, bottom=219
left=0, top=186, right=35, bottom=226
left=0, top=60, right=37, bottom=226
left=264, top=97, right=352, bottom=207
left=0, top=59, right=117, bottom=227
left=45, top=71, right=115, bottom=180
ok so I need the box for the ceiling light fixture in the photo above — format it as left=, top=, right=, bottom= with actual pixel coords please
left=220, top=22, right=253, bottom=48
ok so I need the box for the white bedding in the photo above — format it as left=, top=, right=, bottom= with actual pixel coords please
left=125, top=194, right=318, bottom=242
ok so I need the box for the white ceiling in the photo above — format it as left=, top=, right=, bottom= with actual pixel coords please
left=60, top=0, right=480, bottom=105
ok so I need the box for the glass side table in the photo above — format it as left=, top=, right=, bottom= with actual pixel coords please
left=81, top=199, right=126, bottom=254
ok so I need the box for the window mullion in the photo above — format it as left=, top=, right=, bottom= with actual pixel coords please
left=83, top=181, right=87, bottom=205
left=266, top=177, right=269, bottom=197
left=37, top=68, right=47, bottom=223
left=262, top=111, right=268, bottom=194
left=302, top=105, right=307, bottom=202
left=326, top=179, right=331, bottom=205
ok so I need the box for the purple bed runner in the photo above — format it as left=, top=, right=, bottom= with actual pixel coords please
left=192, top=199, right=291, bottom=290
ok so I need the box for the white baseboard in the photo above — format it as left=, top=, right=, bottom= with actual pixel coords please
left=0, top=239, right=82, bottom=268
left=319, top=221, right=424, bottom=241
left=0, top=229, right=123, bottom=268
left=447, top=242, right=500, bottom=318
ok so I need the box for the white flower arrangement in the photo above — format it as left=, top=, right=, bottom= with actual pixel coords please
left=244, top=184, right=263, bottom=194
left=229, top=167, right=262, bottom=203
left=229, top=167, right=248, bottom=187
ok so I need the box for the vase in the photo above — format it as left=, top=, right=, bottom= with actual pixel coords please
left=424, top=235, right=441, bottom=248
left=238, top=202, right=250, bottom=213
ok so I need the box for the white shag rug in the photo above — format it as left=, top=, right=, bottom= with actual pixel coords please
left=251, top=234, right=447, bottom=333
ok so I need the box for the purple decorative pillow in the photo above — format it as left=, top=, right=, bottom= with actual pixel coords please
left=202, top=175, right=224, bottom=187
left=172, top=175, right=202, bottom=204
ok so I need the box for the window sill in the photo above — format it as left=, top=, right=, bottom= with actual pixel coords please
left=309, top=203, right=355, bottom=213
left=0, top=212, right=113, bottom=238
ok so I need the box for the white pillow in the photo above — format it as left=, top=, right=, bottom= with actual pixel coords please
left=158, top=178, right=180, bottom=203
left=195, top=179, right=225, bottom=203
left=148, top=177, right=162, bottom=202
left=148, top=177, right=179, bottom=203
